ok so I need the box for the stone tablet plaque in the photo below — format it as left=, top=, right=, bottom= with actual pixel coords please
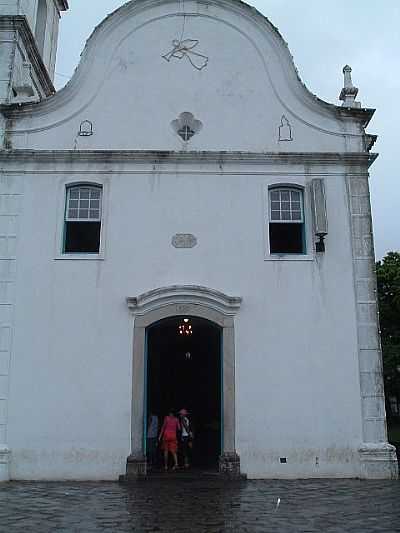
left=172, top=234, right=197, bottom=249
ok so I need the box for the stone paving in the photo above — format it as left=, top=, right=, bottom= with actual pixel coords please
left=1, top=477, right=399, bottom=532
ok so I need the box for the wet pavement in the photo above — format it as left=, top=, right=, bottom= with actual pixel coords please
left=1, top=477, right=399, bottom=532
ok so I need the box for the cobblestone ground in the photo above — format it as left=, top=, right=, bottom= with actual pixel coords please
left=1, top=478, right=399, bottom=533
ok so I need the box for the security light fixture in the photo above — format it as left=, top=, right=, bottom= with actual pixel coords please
left=311, top=179, right=328, bottom=253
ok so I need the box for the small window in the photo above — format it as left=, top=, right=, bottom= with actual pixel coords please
left=63, top=185, right=102, bottom=253
left=269, top=187, right=305, bottom=254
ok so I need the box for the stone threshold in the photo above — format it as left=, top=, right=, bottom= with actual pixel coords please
left=119, top=468, right=247, bottom=483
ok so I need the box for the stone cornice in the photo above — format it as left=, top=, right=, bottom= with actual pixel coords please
left=366, top=135, right=378, bottom=152
left=0, top=16, right=55, bottom=97
left=0, top=150, right=378, bottom=168
left=335, top=107, right=375, bottom=128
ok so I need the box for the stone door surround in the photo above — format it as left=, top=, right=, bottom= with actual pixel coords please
left=125, top=285, right=242, bottom=478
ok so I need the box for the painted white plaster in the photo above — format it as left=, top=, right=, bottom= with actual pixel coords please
left=4, top=0, right=369, bottom=152
left=0, top=152, right=387, bottom=480
left=0, top=0, right=396, bottom=480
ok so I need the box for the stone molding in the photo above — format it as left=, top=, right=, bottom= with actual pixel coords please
left=0, top=446, right=10, bottom=482
left=219, top=452, right=242, bottom=478
left=359, top=443, right=398, bottom=480
left=125, top=285, right=242, bottom=478
left=127, top=285, right=242, bottom=318
left=0, top=150, right=378, bottom=169
left=124, top=454, right=147, bottom=480
left=0, top=160, right=22, bottom=482
left=347, top=172, right=399, bottom=479
left=0, top=16, right=55, bottom=97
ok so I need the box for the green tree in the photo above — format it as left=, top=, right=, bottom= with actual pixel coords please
left=376, top=252, right=400, bottom=421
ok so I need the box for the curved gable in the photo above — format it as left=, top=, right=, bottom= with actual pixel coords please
left=3, top=0, right=372, bottom=152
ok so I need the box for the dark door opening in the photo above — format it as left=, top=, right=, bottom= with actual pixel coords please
left=146, top=316, right=222, bottom=469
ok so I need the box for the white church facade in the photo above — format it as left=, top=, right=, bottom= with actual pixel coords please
left=0, top=0, right=397, bottom=481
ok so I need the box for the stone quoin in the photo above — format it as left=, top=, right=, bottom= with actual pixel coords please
left=0, top=0, right=397, bottom=481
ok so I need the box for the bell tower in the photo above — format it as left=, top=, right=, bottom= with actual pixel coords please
left=0, top=0, right=69, bottom=104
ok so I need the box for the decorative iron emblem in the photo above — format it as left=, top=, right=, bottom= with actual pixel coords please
left=162, top=39, right=208, bottom=71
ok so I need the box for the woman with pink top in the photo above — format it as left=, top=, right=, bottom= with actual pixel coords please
left=158, top=409, right=181, bottom=471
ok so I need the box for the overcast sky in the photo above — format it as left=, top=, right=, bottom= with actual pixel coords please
left=55, top=1, right=400, bottom=260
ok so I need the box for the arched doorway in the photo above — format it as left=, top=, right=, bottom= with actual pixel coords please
left=124, top=285, right=242, bottom=478
left=146, top=316, right=222, bottom=468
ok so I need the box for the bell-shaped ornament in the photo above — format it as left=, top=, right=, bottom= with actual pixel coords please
left=78, top=120, right=93, bottom=137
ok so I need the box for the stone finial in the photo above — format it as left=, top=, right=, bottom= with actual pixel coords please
left=339, top=65, right=361, bottom=108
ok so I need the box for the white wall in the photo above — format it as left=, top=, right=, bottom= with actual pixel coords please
left=4, top=155, right=363, bottom=479
left=2, top=0, right=382, bottom=479
left=6, top=0, right=365, bottom=152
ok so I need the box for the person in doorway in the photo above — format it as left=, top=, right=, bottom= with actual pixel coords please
left=146, top=411, right=159, bottom=469
left=178, top=408, right=193, bottom=469
left=159, top=409, right=181, bottom=471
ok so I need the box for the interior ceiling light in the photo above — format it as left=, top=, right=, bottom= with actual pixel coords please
left=179, top=318, right=193, bottom=336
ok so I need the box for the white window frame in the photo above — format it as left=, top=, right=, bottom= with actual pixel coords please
left=269, top=187, right=304, bottom=224
left=54, top=179, right=108, bottom=261
left=65, top=185, right=102, bottom=223
left=263, top=181, right=314, bottom=261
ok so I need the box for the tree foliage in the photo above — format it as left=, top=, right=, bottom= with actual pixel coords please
left=376, top=252, right=400, bottom=417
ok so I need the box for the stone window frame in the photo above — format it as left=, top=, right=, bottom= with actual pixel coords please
left=263, top=181, right=314, bottom=262
left=54, top=178, right=109, bottom=261
left=124, top=285, right=242, bottom=478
